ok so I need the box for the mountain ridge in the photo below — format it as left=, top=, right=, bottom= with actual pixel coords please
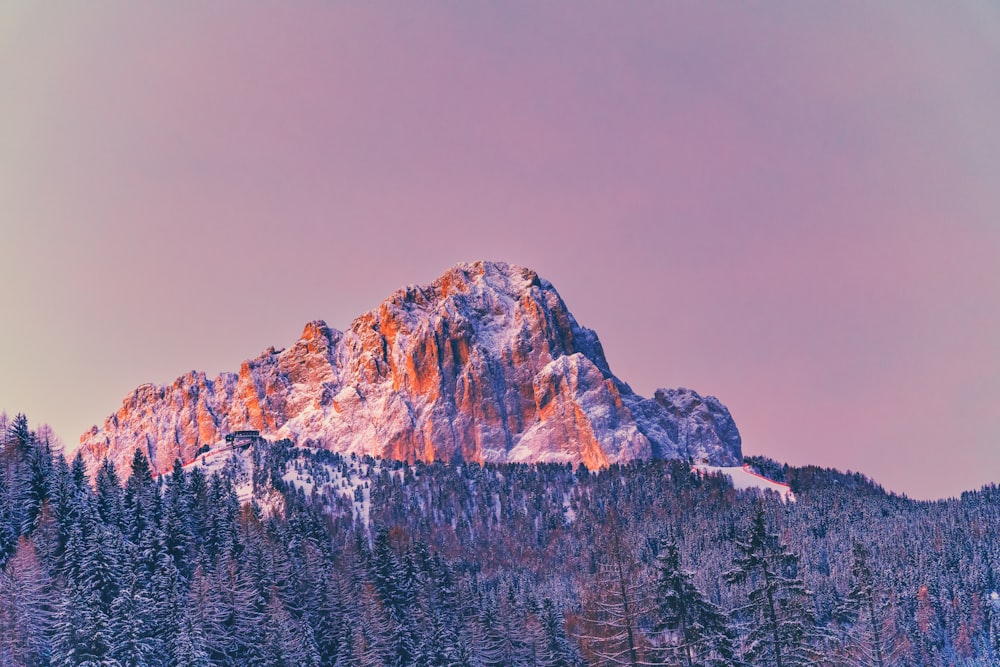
left=77, top=261, right=742, bottom=475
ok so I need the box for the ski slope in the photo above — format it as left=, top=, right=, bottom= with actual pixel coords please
left=694, top=463, right=796, bottom=503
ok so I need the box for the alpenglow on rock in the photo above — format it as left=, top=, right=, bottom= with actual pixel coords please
left=77, top=261, right=742, bottom=475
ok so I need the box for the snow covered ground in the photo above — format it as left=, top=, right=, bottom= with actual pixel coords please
left=282, top=455, right=374, bottom=528
left=181, top=442, right=256, bottom=503
left=694, top=463, right=796, bottom=503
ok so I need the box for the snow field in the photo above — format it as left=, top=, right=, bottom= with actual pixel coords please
left=694, top=463, right=796, bottom=502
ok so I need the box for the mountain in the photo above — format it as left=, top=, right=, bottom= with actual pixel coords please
left=77, top=261, right=742, bottom=475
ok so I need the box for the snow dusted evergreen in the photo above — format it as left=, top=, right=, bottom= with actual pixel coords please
left=838, top=542, right=896, bottom=667
left=725, top=501, right=819, bottom=666
left=5, top=413, right=1000, bottom=664
left=650, top=538, right=738, bottom=666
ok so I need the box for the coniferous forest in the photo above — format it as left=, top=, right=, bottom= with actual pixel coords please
left=4, top=412, right=1000, bottom=666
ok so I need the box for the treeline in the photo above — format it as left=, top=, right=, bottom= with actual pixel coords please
left=4, top=412, right=1000, bottom=665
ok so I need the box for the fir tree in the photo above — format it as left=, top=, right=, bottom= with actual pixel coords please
left=651, top=538, right=739, bottom=667
left=163, top=458, right=195, bottom=580
left=263, top=588, right=322, bottom=667
left=109, top=578, right=160, bottom=667
left=173, top=613, right=212, bottom=667
left=538, top=597, right=581, bottom=667
left=836, top=541, right=899, bottom=667
left=123, top=448, right=155, bottom=544
left=0, top=536, right=53, bottom=666
left=95, top=459, right=123, bottom=530
left=726, top=501, right=818, bottom=667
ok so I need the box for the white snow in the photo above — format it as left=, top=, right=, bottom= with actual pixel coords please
left=694, top=463, right=796, bottom=503
left=181, top=441, right=256, bottom=503
left=562, top=492, right=576, bottom=524
left=282, top=456, right=374, bottom=528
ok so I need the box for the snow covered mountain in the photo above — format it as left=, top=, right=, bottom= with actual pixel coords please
left=77, top=261, right=742, bottom=475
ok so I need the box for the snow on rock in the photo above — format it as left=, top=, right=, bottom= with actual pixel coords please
left=695, top=463, right=796, bottom=503
left=78, top=261, right=743, bottom=477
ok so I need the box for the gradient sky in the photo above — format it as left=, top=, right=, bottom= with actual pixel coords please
left=2, top=3, right=999, bottom=499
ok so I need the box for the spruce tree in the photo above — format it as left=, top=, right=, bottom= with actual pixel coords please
left=95, top=459, right=123, bottom=530
left=651, top=538, right=739, bottom=667
left=836, top=541, right=897, bottom=667
left=0, top=460, right=15, bottom=568
left=164, top=458, right=195, bottom=580
left=109, top=578, right=160, bottom=667
left=173, top=613, right=212, bottom=667
left=0, top=536, right=53, bottom=666
left=726, top=501, right=818, bottom=667
left=123, top=448, right=155, bottom=544
left=538, top=597, right=581, bottom=667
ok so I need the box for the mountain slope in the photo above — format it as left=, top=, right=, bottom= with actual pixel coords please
left=77, top=261, right=742, bottom=474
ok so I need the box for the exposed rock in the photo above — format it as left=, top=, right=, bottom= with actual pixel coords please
left=627, top=387, right=743, bottom=465
left=77, top=261, right=742, bottom=475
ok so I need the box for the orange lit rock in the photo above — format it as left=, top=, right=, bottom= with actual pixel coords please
left=77, top=261, right=742, bottom=476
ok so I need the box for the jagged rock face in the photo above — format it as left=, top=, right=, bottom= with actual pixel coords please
left=77, top=261, right=742, bottom=475
left=628, top=388, right=742, bottom=463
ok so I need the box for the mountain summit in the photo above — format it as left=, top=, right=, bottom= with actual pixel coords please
left=78, top=261, right=742, bottom=475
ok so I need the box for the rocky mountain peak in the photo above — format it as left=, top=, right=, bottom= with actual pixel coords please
left=77, top=262, right=742, bottom=476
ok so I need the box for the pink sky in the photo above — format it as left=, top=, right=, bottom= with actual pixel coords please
left=2, top=3, right=999, bottom=499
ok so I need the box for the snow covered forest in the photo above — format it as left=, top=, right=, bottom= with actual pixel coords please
left=3, top=413, right=1000, bottom=666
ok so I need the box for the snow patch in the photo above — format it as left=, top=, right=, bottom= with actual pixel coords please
left=282, top=457, right=374, bottom=528
left=694, top=463, right=796, bottom=503
left=181, top=441, right=256, bottom=503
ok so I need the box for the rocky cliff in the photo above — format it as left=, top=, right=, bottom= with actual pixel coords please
left=78, top=261, right=742, bottom=475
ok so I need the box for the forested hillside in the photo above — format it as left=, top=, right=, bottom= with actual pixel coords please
left=3, top=413, right=1000, bottom=666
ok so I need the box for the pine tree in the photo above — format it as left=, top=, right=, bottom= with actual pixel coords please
left=0, top=536, right=53, bottom=666
left=52, top=584, right=100, bottom=666
left=726, top=501, right=818, bottom=667
left=914, top=583, right=941, bottom=665
left=651, top=538, right=739, bottom=666
left=189, top=563, right=235, bottom=664
left=163, top=458, right=196, bottom=580
left=355, top=580, right=393, bottom=667
left=52, top=483, right=123, bottom=666
left=173, top=613, right=212, bottom=667
left=301, top=544, right=347, bottom=665
left=47, top=453, right=79, bottom=574
left=474, top=592, right=525, bottom=667
left=52, top=518, right=125, bottom=666
left=109, top=577, right=160, bottom=667
left=147, top=549, right=189, bottom=664
left=7, top=413, right=31, bottom=451
left=0, top=457, right=16, bottom=568
left=538, top=597, right=581, bottom=667
left=263, top=588, right=322, bottom=666
left=368, top=530, right=418, bottom=666
left=95, top=459, right=123, bottom=530
left=210, top=472, right=242, bottom=559
left=836, top=541, right=901, bottom=667
left=4, top=414, right=47, bottom=539
left=186, top=465, right=211, bottom=564
left=123, top=448, right=156, bottom=544
left=20, top=427, right=52, bottom=535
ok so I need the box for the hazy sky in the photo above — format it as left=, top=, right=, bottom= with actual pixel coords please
left=2, top=3, right=999, bottom=499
